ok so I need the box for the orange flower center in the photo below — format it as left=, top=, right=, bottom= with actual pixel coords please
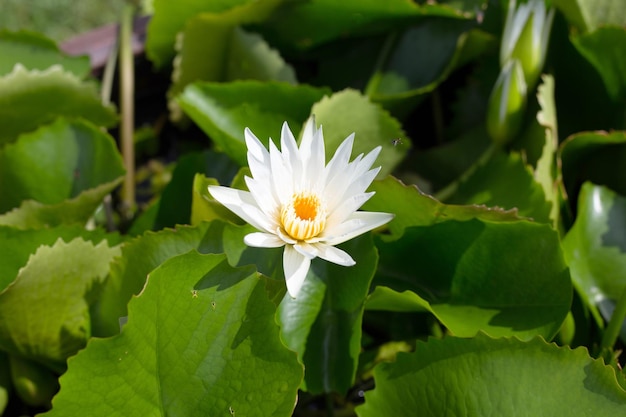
left=281, top=192, right=326, bottom=240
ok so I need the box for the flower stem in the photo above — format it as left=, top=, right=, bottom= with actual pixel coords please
left=364, top=31, right=398, bottom=98
left=119, top=2, right=136, bottom=220
left=600, top=286, right=626, bottom=358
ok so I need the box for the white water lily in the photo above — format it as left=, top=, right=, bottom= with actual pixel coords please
left=208, top=118, right=394, bottom=298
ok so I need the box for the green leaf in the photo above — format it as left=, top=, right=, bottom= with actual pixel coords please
left=95, top=223, right=213, bottom=336
left=373, top=218, right=571, bottom=340
left=563, top=183, right=626, bottom=313
left=153, top=150, right=239, bottom=229
left=0, top=225, right=120, bottom=292
left=0, top=118, right=125, bottom=225
left=0, top=179, right=122, bottom=229
left=368, top=22, right=495, bottom=111
left=278, top=234, right=377, bottom=394
left=45, top=252, right=302, bottom=417
left=0, top=238, right=121, bottom=372
left=559, top=130, right=626, bottom=199
left=534, top=74, right=560, bottom=226
left=311, top=89, right=409, bottom=178
left=444, top=151, right=552, bottom=224
left=553, top=0, right=626, bottom=33
left=191, top=173, right=243, bottom=226
left=0, top=65, right=117, bottom=144
left=258, top=0, right=469, bottom=50
left=170, top=11, right=295, bottom=108
left=572, top=27, right=626, bottom=101
left=97, top=220, right=283, bottom=336
left=0, top=30, right=91, bottom=77
left=178, top=80, right=330, bottom=165
left=356, top=334, right=626, bottom=416
left=0, top=351, right=9, bottom=414
left=362, top=176, right=523, bottom=241
left=146, top=0, right=283, bottom=68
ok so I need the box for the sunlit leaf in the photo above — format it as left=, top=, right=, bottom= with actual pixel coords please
left=0, top=65, right=117, bottom=144
left=0, top=119, right=124, bottom=228
left=0, top=238, right=120, bottom=372
left=356, top=334, right=626, bottom=416
left=553, top=0, right=626, bottom=33
left=45, top=252, right=302, bottom=417
left=311, top=89, right=409, bottom=178
left=147, top=0, right=283, bottom=68
left=0, top=30, right=91, bottom=77
left=363, top=176, right=523, bottom=240
left=0, top=225, right=120, bottom=292
left=178, top=80, right=329, bottom=165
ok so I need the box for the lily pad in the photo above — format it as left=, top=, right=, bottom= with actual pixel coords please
left=356, top=334, right=626, bottom=416
left=45, top=252, right=302, bottom=417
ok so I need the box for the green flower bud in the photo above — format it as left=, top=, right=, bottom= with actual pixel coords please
left=487, top=59, right=528, bottom=145
left=500, top=0, right=554, bottom=88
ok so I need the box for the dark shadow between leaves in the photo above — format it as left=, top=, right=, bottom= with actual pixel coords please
left=193, top=258, right=253, bottom=292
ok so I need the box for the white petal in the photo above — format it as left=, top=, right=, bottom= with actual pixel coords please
left=269, top=140, right=292, bottom=203
left=244, top=232, right=285, bottom=248
left=323, top=211, right=394, bottom=246
left=294, top=241, right=319, bottom=259
left=208, top=186, right=273, bottom=232
left=324, top=133, right=355, bottom=186
left=281, top=122, right=303, bottom=185
left=245, top=128, right=271, bottom=181
left=305, top=125, right=326, bottom=190
left=314, top=243, right=355, bottom=266
left=245, top=176, right=279, bottom=221
left=325, top=192, right=375, bottom=229
left=283, top=245, right=311, bottom=298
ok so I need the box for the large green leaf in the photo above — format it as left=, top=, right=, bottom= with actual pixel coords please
left=0, top=225, right=120, bottom=292
left=559, top=130, right=626, bottom=199
left=169, top=1, right=293, bottom=106
left=563, top=183, right=626, bottom=314
left=572, top=27, right=626, bottom=102
left=363, top=177, right=570, bottom=340
left=146, top=0, right=279, bottom=68
left=356, top=334, right=626, bottom=416
left=178, top=80, right=330, bottom=165
left=0, top=30, right=90, bottom=77
left=96, top=220, right=283, bottom=336
left=45, top=252, right=302, bottom=417
left=0, top=118, right=125, bottom=226
left=311, top=89, right=409, bottom=178
left=373, top=218, right=571, bottom=340
left=0, top=65, right=117, bottom=144
left=0, top=238, right=120, bottom=372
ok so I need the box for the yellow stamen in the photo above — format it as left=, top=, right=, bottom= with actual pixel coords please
left=281, top=192, right=325, bottom=241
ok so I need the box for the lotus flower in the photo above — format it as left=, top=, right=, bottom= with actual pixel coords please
left=209, top=117, right=394, bottom=297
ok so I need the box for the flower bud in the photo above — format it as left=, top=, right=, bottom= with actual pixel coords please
left=486, top=59, right=528, bottom=145
left=500, top=0, right=554, bottom=88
